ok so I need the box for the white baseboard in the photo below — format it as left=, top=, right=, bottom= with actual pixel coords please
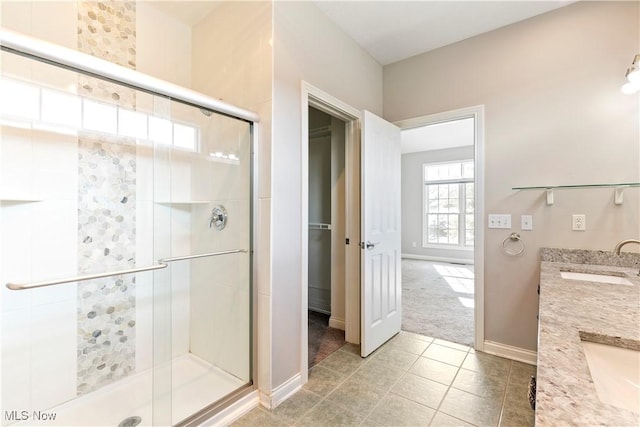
left=401, top=253, right=474, bottom=265
left=329, top=316, right=345, bottom=330
left=483, top=340, right=537, bottom=365
left=262, top=373, right=303, bottom=410
left=199, top=390, right=259, bottom=426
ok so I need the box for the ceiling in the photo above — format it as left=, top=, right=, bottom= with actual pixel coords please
left=401, top=117, right=474, bottom=154
left=149, top=1, right=574, bottom=65
left=148, top=1, right=574, bottom=153
left=312, top=1, right=574, bottom=65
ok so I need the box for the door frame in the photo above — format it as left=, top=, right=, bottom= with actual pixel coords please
left=394, top=105, right=485, bottom=351
left=301, top=82, right=361, bottom=383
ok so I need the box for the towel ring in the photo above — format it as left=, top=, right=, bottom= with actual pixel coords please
left=502, top=232, right=525, bottom=256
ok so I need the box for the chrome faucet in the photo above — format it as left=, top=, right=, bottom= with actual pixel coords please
left=613, top=239, right=640, bottom=255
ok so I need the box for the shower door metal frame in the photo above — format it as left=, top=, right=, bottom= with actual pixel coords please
left=0, top=28, right=260, bottom=426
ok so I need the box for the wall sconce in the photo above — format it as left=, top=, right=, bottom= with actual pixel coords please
left=621, top=54, right=640, bottom=94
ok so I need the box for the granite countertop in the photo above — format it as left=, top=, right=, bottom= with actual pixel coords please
left=535, top=248, right=640, bottom=426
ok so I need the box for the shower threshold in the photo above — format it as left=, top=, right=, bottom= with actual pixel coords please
left=12, top=354, right=245, bottom=426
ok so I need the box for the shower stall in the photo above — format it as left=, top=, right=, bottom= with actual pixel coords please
left=0, top=30, right=257, bottom=426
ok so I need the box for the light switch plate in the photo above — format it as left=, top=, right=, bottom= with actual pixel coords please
left=488, top=214, right=512, bottom=229
left=521, top=215, right=533, bottom=231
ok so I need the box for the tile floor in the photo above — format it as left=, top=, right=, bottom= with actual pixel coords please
left=232, top=331, right=536, bottom=426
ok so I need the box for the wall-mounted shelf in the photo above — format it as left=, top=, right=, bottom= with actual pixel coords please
left=512, top=183, right=640, bottom=205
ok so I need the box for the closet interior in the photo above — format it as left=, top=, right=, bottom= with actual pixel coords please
left=308, top=106, right=346, bottom=329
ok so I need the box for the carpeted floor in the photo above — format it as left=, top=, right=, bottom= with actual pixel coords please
left=307, top=259, right=473, bottom=364
left=402, top=259, right=475, bottom=346
left=308, top=310, right=345, bottom=367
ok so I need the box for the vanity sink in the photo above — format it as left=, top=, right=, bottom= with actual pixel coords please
left=560, top=271, right=633, bottom=286
left=581, top=340, right=640, bottom=414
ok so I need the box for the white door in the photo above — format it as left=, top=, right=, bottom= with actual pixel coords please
left=360, top=110, right=402, bottom=357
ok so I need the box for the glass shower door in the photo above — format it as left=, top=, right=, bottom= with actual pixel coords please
left=150, top=97, right=253, bottom=425
left=0, top=44, right=253, bottom=426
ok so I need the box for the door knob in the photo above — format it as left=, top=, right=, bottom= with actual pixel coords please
left=365, top=241, right=379, bottom=250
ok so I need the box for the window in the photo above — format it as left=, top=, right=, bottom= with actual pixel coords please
left=423, top=160, right=474, bottom=248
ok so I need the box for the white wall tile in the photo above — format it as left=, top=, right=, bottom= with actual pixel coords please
left=257, top=198, right=271, bottom=297
left=257, top=292, right=271, bottom=392
left=30, top=300, right=77, bottom=409
left=1, top=201, right=34, bottom=312
left=0, top=127, right=33, bottom=199
left=255, top=102, right=272, bottom=200
left=135, top=201, right=154, bottom=373
left=1, top=308, right=32, bottom=415
left=31, top=132, right=77, bottom=200
left=30, top=200, right=77, bottom=307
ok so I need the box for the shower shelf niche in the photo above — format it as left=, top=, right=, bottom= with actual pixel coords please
left=512, top=182, right=640, bottom=206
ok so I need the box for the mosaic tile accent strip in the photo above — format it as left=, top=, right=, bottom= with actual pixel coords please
left=77, top=1, right=136, bottom=69
left=77, top=0, right=137, bottom=395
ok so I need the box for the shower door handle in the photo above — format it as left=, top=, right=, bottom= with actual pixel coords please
left=6, top=249, right=248, bottom=291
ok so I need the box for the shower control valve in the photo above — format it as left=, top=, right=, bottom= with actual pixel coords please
left=210, top=205, right=228, bottom=230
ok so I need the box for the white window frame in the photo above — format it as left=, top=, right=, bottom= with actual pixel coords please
left=422, top=159, right=474, bottom=250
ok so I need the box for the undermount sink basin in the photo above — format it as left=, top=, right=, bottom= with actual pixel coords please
left=560, top=271, right=633, bottom=286
left=581, top=340, right=640, bottom=414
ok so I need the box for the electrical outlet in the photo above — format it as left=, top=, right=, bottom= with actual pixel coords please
left=521, top=215, right=533, bottom=231
left=572, top=214, right=586, bottom=231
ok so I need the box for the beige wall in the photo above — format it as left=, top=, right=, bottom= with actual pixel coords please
left=272, top=0, right=382, bottom=389
left=384, top=1, right=640, bottom=351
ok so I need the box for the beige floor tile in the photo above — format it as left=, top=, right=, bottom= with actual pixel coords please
left=430, top=411, right=475, bottom=427
left=351, top=358, right=405, bottom=391
left=317, top=348, right=367, bottom=376
left=400, top=330, right=435, bottom=343
left=439, top=387, right=502, bottom=426
left=272, top=389, right=322, bottom=422
left=231, top=407, right=291, bottom=427
left=296, top=400, right=363, bottom=427
left=510, top=361, right=536, bottom=377
left=233, top=332, right=534, bottom=427
left=509, top=361, right=536, bottom=396
left=423, top=344, right=468, bottom=366
left=499, top=402, right=534, bottom=427
left=365, top=394, right=436, bottom=427
left=391, top=372, right=449, bottom=409
left=452, top=368, right=508, bottom=400
left=461, top=352, right=511, bottom=377
left=372, top=345, right=421, bottom=371
left=433, top=339, right=472, bottom=353
left=410, top=356, right=460, bottom=385
left=504, top=382, right=531, bottom=408
left=325, top=377, right=386, bottom=414
left=304, top=365, right=347, bottom=397
left=386, top=333, right=431, bottom=355
left=338, top=342, right=361, bottom=356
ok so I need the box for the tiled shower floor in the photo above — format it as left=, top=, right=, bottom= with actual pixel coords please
left=233, top=332, right=536, bottom=426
